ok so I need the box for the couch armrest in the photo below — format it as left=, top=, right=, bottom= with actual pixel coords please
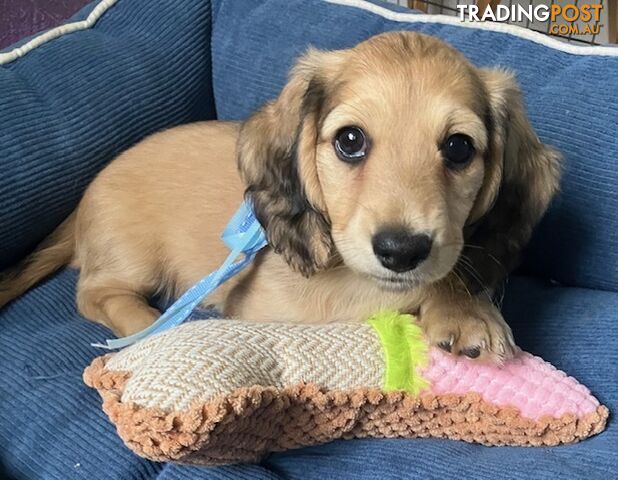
left=0, top=0, right=216, bottom=268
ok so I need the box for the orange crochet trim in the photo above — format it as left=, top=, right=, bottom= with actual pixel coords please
left=83, top=355, right=609, bottom=465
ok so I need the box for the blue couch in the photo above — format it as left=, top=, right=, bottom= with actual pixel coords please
left=0, top=0, right=616, bottom=478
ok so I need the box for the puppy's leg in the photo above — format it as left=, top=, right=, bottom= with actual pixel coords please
left=77, top=279, right=160, bottom=337
left=419, top=286, right=515, bottom=363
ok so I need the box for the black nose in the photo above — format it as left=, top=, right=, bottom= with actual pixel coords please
left=372, top=228, right=432, bottom=273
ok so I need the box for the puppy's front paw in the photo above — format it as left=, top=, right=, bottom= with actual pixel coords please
left=419, top=298, right=516, bottom=364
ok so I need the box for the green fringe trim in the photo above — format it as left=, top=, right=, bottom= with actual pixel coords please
left=367, top=310, right=429, bottom=395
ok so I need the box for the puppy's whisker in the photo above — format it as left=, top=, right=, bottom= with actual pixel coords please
left=452, top=267, right=473, bottom=300
left=440, top=243, right=507, bottom=273
left=458, top=255, right=493, bottom=303
left=462, top=245, right=506, bottom=271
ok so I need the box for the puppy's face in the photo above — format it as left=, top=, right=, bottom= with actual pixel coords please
left=239, top=32, right=560, bottom=291
left=315, top=43, right=489, bottom=289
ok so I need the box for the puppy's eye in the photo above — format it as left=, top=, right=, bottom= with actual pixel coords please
left=442, top=134, right=475, bottom=169
left=334, top=126, right=367, bottom=163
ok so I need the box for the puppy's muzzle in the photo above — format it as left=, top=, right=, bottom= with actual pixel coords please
left=372, top=228, right=432, bottom=273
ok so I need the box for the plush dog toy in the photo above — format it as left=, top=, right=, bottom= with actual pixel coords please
left=84, top=311, right=608, bottom=465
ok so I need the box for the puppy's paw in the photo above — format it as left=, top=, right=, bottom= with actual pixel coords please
left=419, top=299, right=516, bottom=364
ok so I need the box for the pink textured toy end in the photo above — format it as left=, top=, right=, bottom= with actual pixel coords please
left=420, top=347, right=600, bottom=420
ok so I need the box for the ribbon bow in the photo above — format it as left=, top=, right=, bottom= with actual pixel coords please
left=93, top=201, right=268, bottom=349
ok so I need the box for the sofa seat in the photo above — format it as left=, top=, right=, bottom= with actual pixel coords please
left=1, top=0, right=616, bottom=478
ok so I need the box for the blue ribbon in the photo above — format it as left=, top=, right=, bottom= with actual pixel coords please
left=92, top=200, right=268, bottom=349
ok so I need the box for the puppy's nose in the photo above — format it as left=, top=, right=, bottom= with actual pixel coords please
left=372, top=228, right=432, bottom=273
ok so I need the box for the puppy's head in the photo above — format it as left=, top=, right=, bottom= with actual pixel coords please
left=238, top=32, right=560, bottom=290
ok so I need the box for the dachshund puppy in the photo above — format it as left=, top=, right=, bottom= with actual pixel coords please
left=0, top=32, right=560, bottom=362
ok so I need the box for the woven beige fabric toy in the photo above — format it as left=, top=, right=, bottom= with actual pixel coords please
left=84, top=312, right=608, bottom=465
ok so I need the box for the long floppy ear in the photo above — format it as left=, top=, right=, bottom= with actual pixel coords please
left=237, top=49, right=343, bottom=276
left=460, top=69, right=562, bottom=294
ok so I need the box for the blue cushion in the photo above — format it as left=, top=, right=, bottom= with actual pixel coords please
left=0, top=0, right=216, bottom=269
left=211, top=0, right=618, bottom=292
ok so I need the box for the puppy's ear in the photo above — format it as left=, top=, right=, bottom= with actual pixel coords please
left=462, top=69, right=562, bottom=293
left=237, top=49, right=342, bottom=276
